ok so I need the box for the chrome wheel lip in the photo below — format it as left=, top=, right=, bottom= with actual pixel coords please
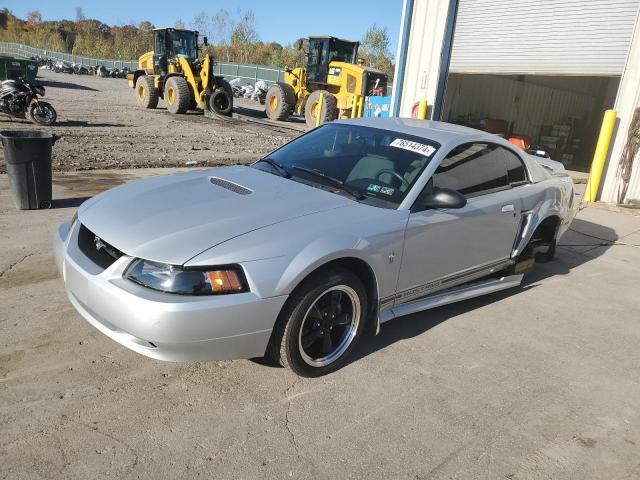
left=298, top=285, right=360, bottom=368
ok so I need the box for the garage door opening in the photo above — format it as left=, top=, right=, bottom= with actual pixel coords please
left=440, top=74, right=620, bottom=172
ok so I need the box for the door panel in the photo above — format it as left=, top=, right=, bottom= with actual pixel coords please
left=397, top=189, right=521, bottom=296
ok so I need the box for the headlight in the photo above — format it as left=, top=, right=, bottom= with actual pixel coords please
left=124, top=259, right=248, bottom=295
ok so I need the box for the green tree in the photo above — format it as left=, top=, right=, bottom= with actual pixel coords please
left=360, top=24, right=394, bottom=79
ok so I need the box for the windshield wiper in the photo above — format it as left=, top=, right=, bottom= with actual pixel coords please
left=292, top=165, right=365, bottom=201
left=255, top=158, right=291, bottom=178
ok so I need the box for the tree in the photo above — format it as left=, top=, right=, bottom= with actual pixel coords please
left=26, top=10, right=42, bottom=25
left=211, top=9, right=233, bottom=44
left=191, top=11, right=210, bottom=36
left=360, top=24, right=394, bottom=79
left=211, top=9, right=234, bottom=61
left=230, top=10, right=258, bottom=63
left=75, top=7, right=85, bottom=22
left=175, top=19, right=185, bottom=29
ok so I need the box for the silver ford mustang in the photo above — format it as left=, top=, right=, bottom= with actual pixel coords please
left=54, top=118, right=576, bottom=376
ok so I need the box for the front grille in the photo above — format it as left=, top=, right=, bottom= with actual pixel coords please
left=77, top=224, right=123, bottom=269
left=210, top=177, right=252, bottom=195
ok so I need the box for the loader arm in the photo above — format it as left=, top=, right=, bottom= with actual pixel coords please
left=176, top=56, right=205, bottom=109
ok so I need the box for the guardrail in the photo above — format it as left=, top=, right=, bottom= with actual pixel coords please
left=0, top=42, right=392, bottom=93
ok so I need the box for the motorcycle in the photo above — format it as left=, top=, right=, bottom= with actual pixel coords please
left=0, top=78, right=57, bottom=125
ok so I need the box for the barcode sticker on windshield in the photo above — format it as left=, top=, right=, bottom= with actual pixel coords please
left=390, top=139, right=436, bottom=157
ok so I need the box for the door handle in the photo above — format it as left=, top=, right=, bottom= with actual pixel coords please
left=501, top=204, right=515, bottom=213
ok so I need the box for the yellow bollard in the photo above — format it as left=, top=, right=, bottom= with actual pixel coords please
left=584, top=109, right=617, bottom=202
left=417, top=100, right=428, bottom=120
left=351, top=95, right=359, bottom=118
left=315, top=92, right=324, bottom=127
left=357, top=96, right=364, bottom=118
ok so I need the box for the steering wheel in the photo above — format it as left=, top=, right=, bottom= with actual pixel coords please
left=375, top=169, right=410, bottom=189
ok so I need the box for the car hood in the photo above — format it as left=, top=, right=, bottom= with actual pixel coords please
left=78, top=166, right=352, bottom=265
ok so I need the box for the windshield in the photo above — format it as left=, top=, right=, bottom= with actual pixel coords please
left=329, top=40, right=357, bottom=63
left=254, top=124, right=440, bottom=207
left=168, top=31, right=197, bottom=58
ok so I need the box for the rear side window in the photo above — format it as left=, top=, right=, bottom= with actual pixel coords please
left=433, top=143, right=508, bottom=196
left=501, top=147, right=528, bottom=185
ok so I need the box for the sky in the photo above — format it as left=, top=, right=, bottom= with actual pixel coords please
left=4, top=0, right=403, bottom=58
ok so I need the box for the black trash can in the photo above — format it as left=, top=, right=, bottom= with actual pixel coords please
left=1, top=131, right=58, bottom=210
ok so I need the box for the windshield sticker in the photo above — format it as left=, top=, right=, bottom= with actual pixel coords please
left=367, top=184, right=382, bottom=193
left=380, top=187, right=395, bottom=196
left=390, top=138, right=437, bottom=157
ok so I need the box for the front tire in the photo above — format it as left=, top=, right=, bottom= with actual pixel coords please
left=304, top=90, right=337, bottom=128
left=164, top=76, right=191, bottom=114
left=268, top=267, right=367, bottom=377
left=28, top=102, right=57, bottom=125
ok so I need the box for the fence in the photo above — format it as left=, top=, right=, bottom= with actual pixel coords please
left=0, top=42, right=138, bottom=69
left=0, top=42, right=392, bottom=93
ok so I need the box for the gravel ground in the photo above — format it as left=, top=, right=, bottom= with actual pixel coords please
left=1, top=168, right=640, bottom=478
left=0, top=69, right=299, bottom=173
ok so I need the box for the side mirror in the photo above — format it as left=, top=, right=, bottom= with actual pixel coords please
left=421, top=188, right=467, bottom=210
left=203, top=36, right=208, bottom=46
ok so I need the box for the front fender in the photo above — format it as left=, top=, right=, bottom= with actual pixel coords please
left=185, top=204, right=408, bottom=300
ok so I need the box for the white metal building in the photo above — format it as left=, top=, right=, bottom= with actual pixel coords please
left=391, top=0, right=640, bottom=205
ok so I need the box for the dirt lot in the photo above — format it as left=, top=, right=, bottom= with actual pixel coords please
left=0, top=69, right=299, bottom=173
left=1, top=71, right=640, bottom=479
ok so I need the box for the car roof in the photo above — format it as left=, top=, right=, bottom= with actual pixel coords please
left=335, top=117, right=509, bottom=149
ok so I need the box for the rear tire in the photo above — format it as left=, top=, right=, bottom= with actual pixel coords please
left=135, top=75, right=159, bottom=109
left=304, top=90, right=337, bottom=128
left=267, top=267, right=367, bottom=377
left=265, top=82, right=295, bottom=121
left=164, top=76, right=191, bottom=114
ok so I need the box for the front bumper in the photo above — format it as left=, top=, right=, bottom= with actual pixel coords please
left=53, top=221, right=287, bottom=362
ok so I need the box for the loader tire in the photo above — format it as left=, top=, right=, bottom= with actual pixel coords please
left=218, top=79, right=234, bottom=101
left=265, top=82, right=295, bottom=121
left=304, top=90, right=337, bottom=128
left=165, top=76, right=191, bottom=114
left=208, top=89, right=233, bottom=116
left=136, top=75, right=158, bottom=109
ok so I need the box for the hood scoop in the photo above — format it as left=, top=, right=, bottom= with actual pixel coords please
left=210, top=177, right=253, bottom=195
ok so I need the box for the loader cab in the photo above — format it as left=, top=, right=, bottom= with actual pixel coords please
left=153, top=28, right=199, bottom=74
left=306, top=36, right=359, bottom=85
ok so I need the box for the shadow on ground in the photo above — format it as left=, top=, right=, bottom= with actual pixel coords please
left=54, top=120, right=126, bottom=127
left=40, top=79, right=99, bottom=92
left=256, top=217, right=616, bottom=370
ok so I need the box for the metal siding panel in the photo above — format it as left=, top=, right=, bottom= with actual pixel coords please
left=399, top=0, right=452, bottom=116
left=450, top=0, right=640, bottom=75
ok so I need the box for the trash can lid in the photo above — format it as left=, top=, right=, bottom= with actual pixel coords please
left=0, top=130, right=54, bottom=139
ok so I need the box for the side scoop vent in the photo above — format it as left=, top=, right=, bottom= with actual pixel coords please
left=209, top=177, right=253, bottom=195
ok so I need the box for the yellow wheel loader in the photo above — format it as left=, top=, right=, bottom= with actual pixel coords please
left=264, top=36, right=388, bottom=128
left=127, top=28, right=233, bottom=117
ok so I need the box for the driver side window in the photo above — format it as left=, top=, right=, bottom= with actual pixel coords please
left=433, top=143, right=508, bottom=197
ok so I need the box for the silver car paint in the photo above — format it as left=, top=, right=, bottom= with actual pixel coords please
left=55, top=119, right=576, bottom=362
